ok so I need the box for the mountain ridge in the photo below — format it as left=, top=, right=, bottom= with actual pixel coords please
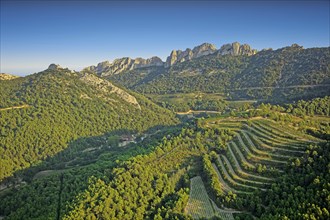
left=83, top=41, right=258, bottom=77
left=107, top=44, right=329, bottom=101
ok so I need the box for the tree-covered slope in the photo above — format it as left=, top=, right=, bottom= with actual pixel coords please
left=234, top=45, right=330, bottom=88
left=109, top=45, right=330, bottom=101
left=110, top=54, right=247, bottom=94
left=0, top=67, right=178, bottom=181
left=1, top=97, right=329, bottom=219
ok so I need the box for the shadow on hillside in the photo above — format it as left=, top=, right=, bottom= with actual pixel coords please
left=0, top=124, right=184, bottom=218
left=4, top=124, right=182, bottom=184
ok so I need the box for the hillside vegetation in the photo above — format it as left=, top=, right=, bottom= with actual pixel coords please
left=109, top=45, right=329, bottom=101
left=0, top=99, right=329, bottom=219
left=0, top=68, right=178, bottom=181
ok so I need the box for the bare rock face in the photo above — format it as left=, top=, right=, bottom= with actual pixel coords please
left=0, top=73, right=19, bottom=80
left=218, top=42, right=257, bottom=56
left=165, top=43, right=217, bottom=67
left=84, top=41, right=258, bottom=73
left=48, top=64, right=63, bottom=70
left=85, top=56, right=164, bottom=77
left=165, top=50, right=178, bottom=68
left=79, top=72, right=140, bottom=108
left=132, top=56, right=164, bottom=69
left=192, top=43, right=217, bottom=58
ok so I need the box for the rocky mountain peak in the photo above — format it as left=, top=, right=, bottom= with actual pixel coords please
left=83, top=41, right=258, bottom=73
left=132, top=56, right=163, bottom=69
left=218, top=42, right=257, bottom=56
left=165, top=43, right=217, bottom=67
left=84, top=56, right=165, bottom=77
left=48, top=64, right=63, bottom=70
left=192, top=43, right=217, bottom=58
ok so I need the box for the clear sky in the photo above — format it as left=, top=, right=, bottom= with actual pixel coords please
left=1, top=0, right=329, bottom=76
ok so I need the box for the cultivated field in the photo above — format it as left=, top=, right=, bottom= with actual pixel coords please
left=185, top=176, right=237, bottom=220
left=186, top=118, right=319, bottom=218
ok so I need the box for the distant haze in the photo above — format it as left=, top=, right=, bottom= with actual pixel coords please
left=1, top=0, right=329, bottom=76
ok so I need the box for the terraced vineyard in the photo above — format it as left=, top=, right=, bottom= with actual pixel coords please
left=185, top=176, right=237, bottom=220
left=211, top=119, right=312, bottom=193
left=187, top=118, right=320, bottom=219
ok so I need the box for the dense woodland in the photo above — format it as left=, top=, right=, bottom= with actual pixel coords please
left=1, top=98, right=329, bottom=219
left=0, top=69, right=178, bottom=181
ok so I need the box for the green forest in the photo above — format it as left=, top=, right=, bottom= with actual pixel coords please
left=1, top=87, right=329, bottom=219
left=0, top=44, right=329, bottom=220
left=0, top=69, right=178, bottom=181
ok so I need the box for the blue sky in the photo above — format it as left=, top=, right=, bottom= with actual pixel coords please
left=1, top=1, right=329, bottom=76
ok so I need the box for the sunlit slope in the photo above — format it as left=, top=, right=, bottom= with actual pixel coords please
left=187, top=117, right=322, bottom=219
left=0, top=68, right=178, bottom=181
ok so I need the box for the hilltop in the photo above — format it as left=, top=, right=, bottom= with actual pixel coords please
left=0, top=65, right=178, bottom=181
left=0, top=73, right=19, bottom=81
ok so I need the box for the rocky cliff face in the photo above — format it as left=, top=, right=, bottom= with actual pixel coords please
left=218, top=42, right=257, bottom=56
left=132, top=56, right=163, bottom=69
left=84, top=42, right=257, bottom=74
left=79, top=72, right=141, bottom=108
left=165, top=43, right=217, bottom=67
left=48, top=63, right=63, bottom=70
left=84, top=56, right=164, bottom=77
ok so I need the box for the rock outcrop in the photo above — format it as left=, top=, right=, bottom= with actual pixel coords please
left=84, top=42, right=258, bottom=74
left=48, top=64, right=63, bottom=70
left=218, top=42, right=257, bottom=56
left=84, top=56, right=164, bottom=77
left=165, top=43, right=217, bottom=67
left=132, top=56, right=163, bottom=69
left=192, top=43, right=217, bottom=58
left=79, top=72, right=140, bottom=108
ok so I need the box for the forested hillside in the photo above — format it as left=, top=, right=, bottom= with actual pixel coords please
left=0, top=96, right=329, bottom=219
left=0, top=67, right=178, bottom=181
left=109, top=45, right=329, bottom=101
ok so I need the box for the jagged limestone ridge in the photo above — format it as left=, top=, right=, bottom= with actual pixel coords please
left=83, top=41, right=258, bottom=75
